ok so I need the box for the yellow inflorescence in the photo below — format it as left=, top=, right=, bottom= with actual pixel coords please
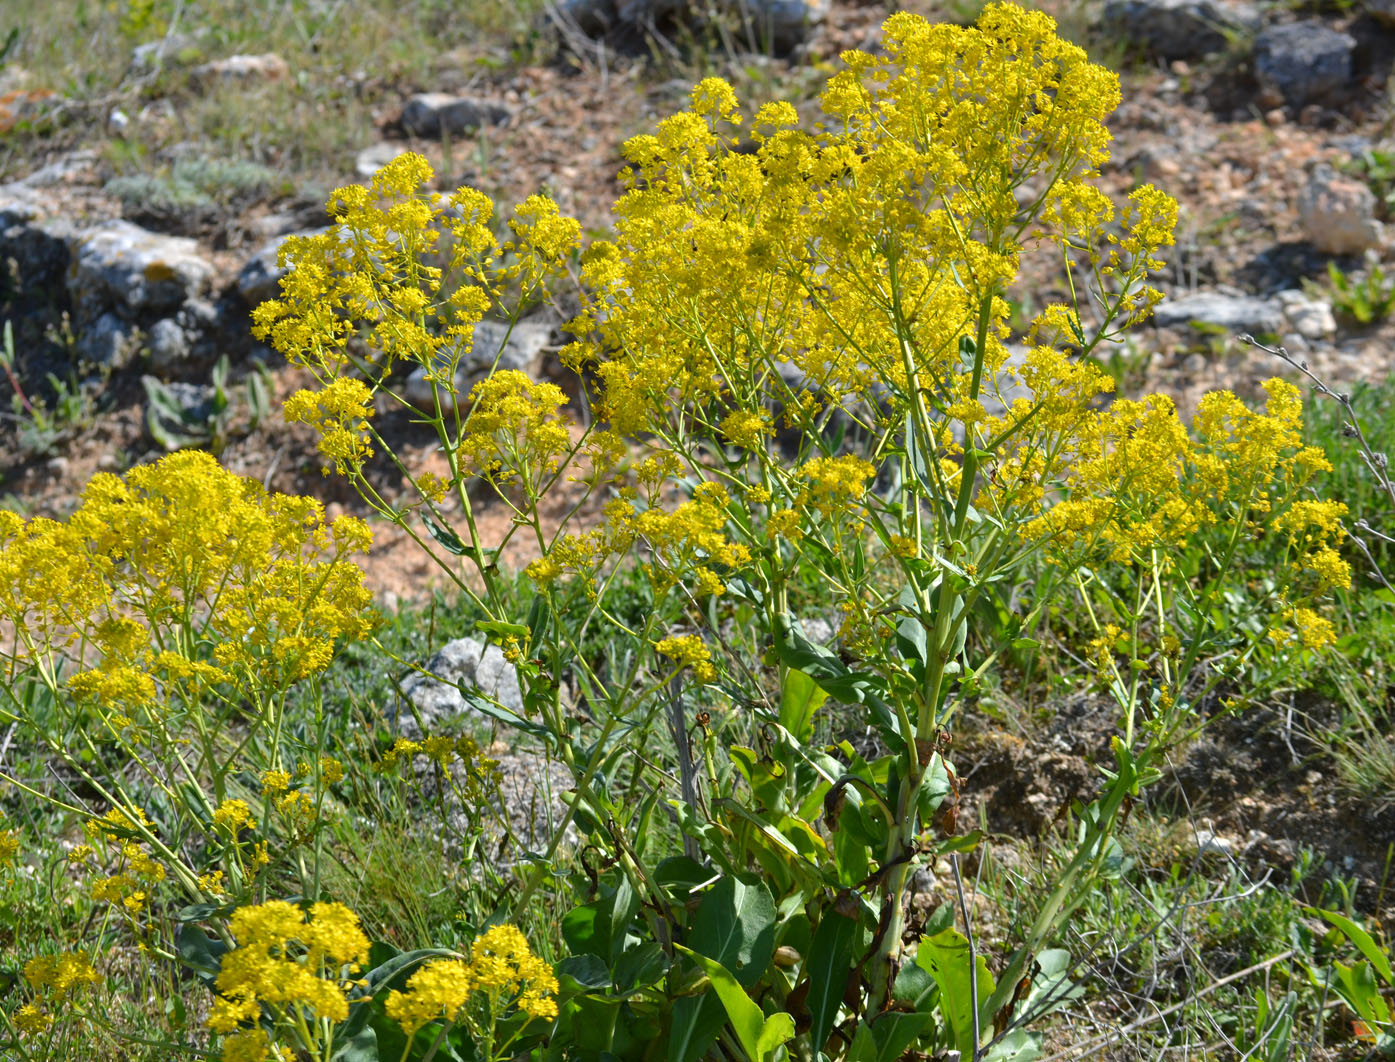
left=0, top=452, right=375, bottom=704
left=206, top=901, right=370, bottom=1038
left=385, top=924, right=559, bottom=1037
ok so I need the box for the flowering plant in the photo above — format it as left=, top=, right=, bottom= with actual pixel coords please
left=0, top=5, right=1350, bottom=1060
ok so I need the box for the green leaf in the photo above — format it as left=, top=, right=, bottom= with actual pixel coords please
left=779, top=669, right=828, bottom=744
left=556, top=953, right=612, bottom=992
left=1333, top=961, right=1392, bottom=1024
left=688, top=876, right=776, bottom=989
left=983, top=1028, right=1041, bottom=1062
left=868, top=1011, right=931, bottom=1062
left=425, top=516, right=469, bottom=555
left=1309, top=908, right=1394, bottom=985
left=476, top=619, right=531, bottom=640
left=893, top=959, right=936, bottom=1011
left=915, top=926, right=995, bottom=1056
left=895, top=588, right=928, bottom=683
left=526, top=593, right=551, bottom=656
left=806, top=905, right=860, bottom=1052
left=453, top=685, right=552, bottom=742
left=674, top=946, right=795, bottom=1062
left=354, top=946, right=458, bottom=997
left=174, top=924, right=227, bottom=989
left=915, top=754, right=952, bottom=822
left=668, top=992, right=727, bottom=1062
left=329, top=1024, right=379, bottom=1062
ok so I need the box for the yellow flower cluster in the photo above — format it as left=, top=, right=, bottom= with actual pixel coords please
left=564, top=3, right=1159, bottom=451
left=798, top=455, right=877, bottom=518
left=213, top=799, right=257, bottom=833
left=378, top=735, right=502, bottom=805
left=283, top=377, right=376, bottom=476
left=385, top=924, right=558, bottom=1036
left=207, top=901, right=369, bottom=1044
left=0, top=452, right=375, bottom=716
left=458, top=370, right=572, bottom=491
left=655, top=634, right=717, bottom=683
left=23, top=952, right=101, bottom=1002
left=250, top=152, right=578, bottom=473
left=16, top=951, right=101, bottom=1036
left=1019, top=381, right=1346, bottom=585
left=0, top=822, right=17, bottom=870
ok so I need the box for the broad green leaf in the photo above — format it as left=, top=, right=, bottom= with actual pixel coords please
left=675, top=945, right=794, bottom=1062
left=329, top=1025, right=379, bottom=1062
left=354, top=946, right=457, bottom=997
left=555, top=953, right=611, bottom=992
left=1310, top=908, right=1394, bottom=985
left=689, top=877, right=776, bottom=989
left=475, top=619, right=531, bottom=640
left=915, top=926, right=995, bottom=1056
left=668, top=991, right=727, bottom=1062
left=868, top=1010, right=931, bottom=1062
left=806, top=905, right=860, bottom=1052
left=424, top=516, right=469, bottom=555
left=983, top=1028, right=1040, bottom=1062
left=174, top=924, right=227, bottom=988
left=1334, top=961, right=1392, bottom=1024
left=780, top=668, right=827, bottom=744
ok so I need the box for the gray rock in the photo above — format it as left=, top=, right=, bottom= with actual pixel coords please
left=355, top=142, right=409, bottom=179
left=476, top=645, right=526, bottom=715
left=398, top=636, right=524, bottom=736
left=553, top=0, right=618, bottom=34
left=1254, top=22, right=1354, bottom=108
left=76, top=312, right=137, bottom=368
left=177, top=295, right=221, bottom=333
left=400, top=93, right=511, bottom=139
left=1194, top=828, right=1236, bottom=858
left=147, top=317, right=191, bottom=369
left=1297, top=163, right=1385, bottom=256
left=0, top=192, right=74, bottom=300
left=704, top=0, right=830, bottom=50
left=150, top=380, right=217, bottom=424
left=1100, top=0, right=1260, bottom=60
left=191, top=53, right=289, bottom=86
left=403, top=319, right=554, bottom=411
left=71, top=220, right=215, bottom=317
left=1152, top=292, right=1283, bottom=335
left=1275, top=288, right=1337, bottom=339
left=130, top=33, right=201, bottom=72
left=556, top=0, right=826, bottom=52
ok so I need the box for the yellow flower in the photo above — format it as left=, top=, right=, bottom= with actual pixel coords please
left=385, top=958, right=473, bottom=1036
left=207, top=901, right=370, bottom=1036
left=458, top=371, right=572, bottom=491
left=15, top=1004, right=51, bottom=1036
left=283, top=378, right=376, bottom=476
left=385, top=925, right=558, bottom=1037
left=23, top=952, right=101, bottom=1002
left=656, top=634, right=717, bottom=683
left=214, top=799, right=257, bottom=834
left=720, top=409, right=773, bottom=450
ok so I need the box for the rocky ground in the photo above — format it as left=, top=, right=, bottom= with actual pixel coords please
left=2, top=0, right=1393, bottom=939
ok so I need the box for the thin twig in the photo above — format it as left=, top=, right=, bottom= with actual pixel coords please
left=951, top=852, right=982, bottom=1060
left=1038, top=950, right=1297, bottom=1062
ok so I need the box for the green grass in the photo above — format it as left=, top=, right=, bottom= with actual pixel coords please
left=0, top=0, right=549, bottom=185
